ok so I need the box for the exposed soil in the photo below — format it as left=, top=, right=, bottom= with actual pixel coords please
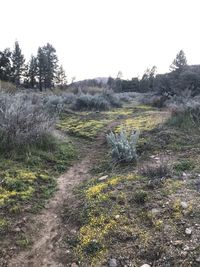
left=7, top=121, right=119, bottom=267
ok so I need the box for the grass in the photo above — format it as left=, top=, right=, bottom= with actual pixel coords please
left=63, top=104, right=200, bottom=266
left=58, top=114, right=111, bottom=139
left=0, top=136, right=76, bottom=233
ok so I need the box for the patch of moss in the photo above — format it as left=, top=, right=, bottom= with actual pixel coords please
left=58, top=115, right=111, bottom=139
left=0, top=218, right=8, bottom=231
left=162, top=179, right=184, bottom=195
left=115, top=111, right=166, bottom=133
left=16, top=236, right=31, bottom=248
left=174, top=160, right=195, bottom=172
left=71, top=174, right=143, bottom=264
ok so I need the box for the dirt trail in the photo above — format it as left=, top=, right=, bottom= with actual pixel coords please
left=8, top=121, right=118, bottom=267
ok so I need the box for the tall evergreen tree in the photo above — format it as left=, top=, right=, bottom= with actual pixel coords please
left=37, top=47, right=46, bottom=91
left=11, top=41, right=25, bottom=85
left=43, top=43, right=58, bottom=89
left=170, top=50, right=187, bottom=72
left=0, top=48, right=12, bottom=81
left=27, top=55, right=38, bottom=88
left=36, top=43, right=58, bottom=90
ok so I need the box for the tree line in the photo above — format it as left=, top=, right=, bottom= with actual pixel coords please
left=108, top=50, right=200, bottom=96
left=0, top=41, right=67, bottom=90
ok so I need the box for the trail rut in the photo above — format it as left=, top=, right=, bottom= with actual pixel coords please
left=7, top=121, right=118, bottom=267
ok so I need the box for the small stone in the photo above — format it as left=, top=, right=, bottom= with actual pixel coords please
left=71, top=263, right=78, bottom=267
left=151, top=208, right=160, bottom=215
left=109, top=258, right=117, bottom=267
left=181, top=201, right=188, bottom=209
left=14, top=227, right=21, bottom=232
left=196, top=256, right=200, bottom=262
left=140, top=264, right=151, bottom=267
left=183, top=245, right=190, bottom=251
left=115, top=215, right=120, bottom=219
left=98, top=175, right=108, bottom=181
left=180, top=251, right=188, bottom=258
left=173, top=240, right=183, bottom=247
left=185, top=228, right=192, bottom=235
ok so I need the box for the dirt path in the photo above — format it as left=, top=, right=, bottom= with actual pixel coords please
left=7, top=121, right=118, bottom=267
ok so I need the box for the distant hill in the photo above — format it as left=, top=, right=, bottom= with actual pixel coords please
left=68, top=77, right=109, bottom=88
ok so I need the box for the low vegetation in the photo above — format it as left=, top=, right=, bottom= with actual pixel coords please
left=62, top=98, right=200, bottom=266
left=1, top=62, right=200, bottom=266
left=106, top=129, right=139, bottom=163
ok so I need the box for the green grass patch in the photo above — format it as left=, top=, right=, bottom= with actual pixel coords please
left=58, top=114, right=111, bottom=139
left=0, top=136, right=76, bottom=229
left=174, top=159, right=195, bottom=172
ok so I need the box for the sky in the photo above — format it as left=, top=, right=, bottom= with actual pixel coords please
left=1, top=0, right=200, bottom=81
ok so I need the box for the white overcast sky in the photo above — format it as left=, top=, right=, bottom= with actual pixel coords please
left=1, top=0, right=200, bottom=81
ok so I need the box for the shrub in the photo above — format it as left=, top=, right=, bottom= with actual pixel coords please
left=174, top=160, right=195, bottom=172
left=102, top=89, right=121, bottom=108
left=139, top=162, right=171, bottom=181
left=141, top=93, right=168, bottom=108
left=72, top=89, right=122, bottom=111
left=133, top=190, right=148, bottom=204
left=167, top=100, right=200, bottom=131
left=116, top=92, right=138, bottom=102
left=72, top=93, right=110, bottom=111
left=0, top=80, right=17, bottom=92
left=0, top=92, right=56, bottom=151
left=106, top=129, right=139, bottom=163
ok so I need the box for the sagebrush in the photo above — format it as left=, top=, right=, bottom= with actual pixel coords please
left=106, top=129, right=139, bottom=163
left=0, top=92, right=57, bottom=150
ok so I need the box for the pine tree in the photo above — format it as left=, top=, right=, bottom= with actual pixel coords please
left=27, top=55, right=37, bottom=88
left=11, top=41, right=25, bottom=85
left=0, top=48, right=12, bottom=81
left=36, top=43, right=58, bottom=90
left=55, top=65, right=67, bottom=88
left=37, top=47, right=46, bottom=91
left=43, top=43, right=58, bottom=89
left=170, top=50, right=187, bottom=72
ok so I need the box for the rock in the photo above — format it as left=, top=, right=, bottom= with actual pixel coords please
left=173, top=240, right=183, bottom=247
left=182, top=172, right=188, bottom=178
left=14, top=227, right=21, bottom=232
left=115, top=215, right=120, bottom=219
left=196, top=256, right=200, bottom=262
left=181, top=201, right=188, bottom=209
left=109, top=258, right=117, bottom=267
left=140, top=264, right=151, bottom=267
left=99, top=175, right=108, bottom=181
left=71, top=263, right=78, bottom=267
left=185, top=228, right=192, bottom=235
left=183, top=245, right=190, bottom=251
left=180, top=251, right=188, bottom=258
left=151, top=208, right=160, bottom=215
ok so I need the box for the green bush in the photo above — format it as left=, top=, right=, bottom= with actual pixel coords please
left=174, top=160, right=195, bottom=172
left=167, top=102, right=200, bottom=131
left=139, top=162, right=171, bottom=180
left=72, top=90, right=121, bottom=111
left=133, top=190, right=148, bottom=204
left=106, top=129, right=139, bottom=163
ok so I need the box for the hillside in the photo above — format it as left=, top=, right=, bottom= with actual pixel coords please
left=0, top=93, right=200, bottom=267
